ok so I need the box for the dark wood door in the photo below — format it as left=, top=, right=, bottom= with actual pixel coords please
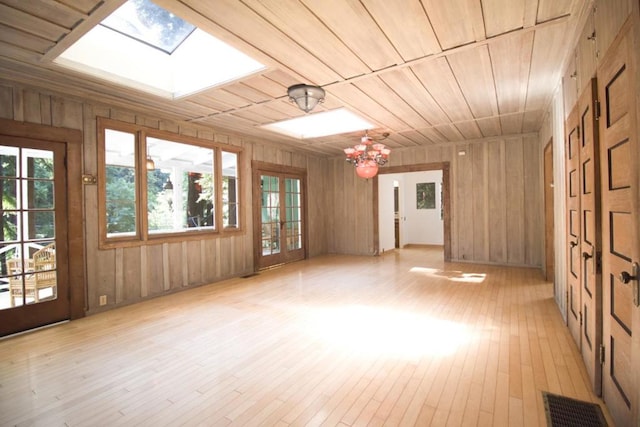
left=598, top=21, right=640, bottom=426
left=577, top=78, right=602, bottom=395
left=253, top=164, right=307, bottom=270
left=565, top=105, right=582, bottom=347
left=0, top=137, right=70, bottom=336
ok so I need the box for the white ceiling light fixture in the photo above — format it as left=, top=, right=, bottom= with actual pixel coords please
left=287, top=84, right=325, bottom=113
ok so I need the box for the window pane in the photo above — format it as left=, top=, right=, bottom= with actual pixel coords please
left=222, top=151, right=238, bottom=228
left=0, top=146, right=18, bottom=177
left=24, top=149, right=53, bottom=179
left=147, top=137, right=214, bottom=234
left=105, top=129, right=137, bottom=237
left=28, top=181, right=54, bottom=209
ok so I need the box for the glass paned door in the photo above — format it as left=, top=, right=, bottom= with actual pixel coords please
left=285, top=178, right=302, bottom=251
left=261, top=175, right=280, bottom=256
left=255, top=169, right=305, bottom=269
left=0, top=138, right=69, bottom=334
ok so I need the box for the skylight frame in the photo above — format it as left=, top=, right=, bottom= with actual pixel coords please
left=53, top=0, right=266, bottom=100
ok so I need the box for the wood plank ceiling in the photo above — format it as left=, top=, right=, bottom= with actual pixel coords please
left=0, top=0, right=587, bottom=156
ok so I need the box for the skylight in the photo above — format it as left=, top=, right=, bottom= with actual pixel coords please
left=54, top=0, right=265, bottom=99
left=101, top=0, right=195, bottom=54
left=263, top=108, right=375, bottom=139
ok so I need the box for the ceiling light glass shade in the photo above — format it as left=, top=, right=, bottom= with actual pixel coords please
left=344, top=132, right=391, bottom=179
left=287, top=84, right=325, bottom=113
left=356, top=161, right=379, bottom=179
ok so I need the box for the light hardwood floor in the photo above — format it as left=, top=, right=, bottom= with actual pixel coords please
left=0, top=247, right=613, bottom=426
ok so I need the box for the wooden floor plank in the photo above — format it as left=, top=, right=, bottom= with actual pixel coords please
left=0, top=248, right=614, bottom=426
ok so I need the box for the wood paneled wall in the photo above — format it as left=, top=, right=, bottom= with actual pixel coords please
left=327, top=136, right=543, bottom=267
left=0, top=82, right=327, bottom=314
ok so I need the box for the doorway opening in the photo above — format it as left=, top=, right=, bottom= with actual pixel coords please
left=373, top=162, right=451, bottom=261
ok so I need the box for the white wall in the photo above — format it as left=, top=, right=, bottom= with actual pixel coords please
left=403, top=170, right=443, bottom=246
left=378, top=174, right=397, bottom=252
left=379, top=170, right=443, bottom=253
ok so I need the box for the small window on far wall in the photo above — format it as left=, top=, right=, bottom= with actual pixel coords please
left=222, top=151, right=239, bottom=228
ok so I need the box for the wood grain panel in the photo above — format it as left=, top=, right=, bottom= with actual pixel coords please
left=122, top=246, right=142, bottom=302
left=421, top=0, right=480, bottom=49
left=471, top=144, right=487, bottom=260
left=0, top=3, right=69, bottom=41
left=523, top=135, right=541, bottom=266
left=363, top=0, right=441, bottom=61
left=488, top=139, right=507, bottom=263
left=456, top=147, right=474, bottom=260
left=413, top=58, right=474, bottom=123
left=298, top=0, right=403, bottom=71
left=526, top=24, right=571, bottom=112
left=241, top=0, right=367, bottom=78
left=537, top=0, right=575, bottom=22
left=575, top=9, right=597, bottom=94
left=505, top=138, right=525, bottom=265
left=482, top=0, right=526, bottom=37
left=353, top=77, right=433, bottom=130
left=447, top=46, right=499, bottom=119
left=490, top=31, right=534, bottom=114
left=593, top=0, right=633, bottom=62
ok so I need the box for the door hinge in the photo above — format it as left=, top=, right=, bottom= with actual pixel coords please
left=599, top=344, right=606, bottom=365
left=594, top=100, right=601, bottom=120
left=595, top=251, right=602, bottom=274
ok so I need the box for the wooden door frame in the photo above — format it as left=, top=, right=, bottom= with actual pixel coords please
left=251, top=161, right=308, bottom=271
left=373, top=162, right=451, bottom=261
left=0, top=118, right=85, bottom=324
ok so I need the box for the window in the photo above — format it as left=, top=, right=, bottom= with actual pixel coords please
left=147, top=137, right=215, bottom=234
left=104, top=129, right=137, bottom=238
left=222, top=151, right=239, bottom=228
left=98, top=119, right=241, bottom=246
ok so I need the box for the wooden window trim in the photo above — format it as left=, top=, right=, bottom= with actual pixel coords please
left=97, top=118, right=244, bottom=249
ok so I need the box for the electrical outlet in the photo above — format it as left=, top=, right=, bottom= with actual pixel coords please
left=99, top=295, right=107, bottom=306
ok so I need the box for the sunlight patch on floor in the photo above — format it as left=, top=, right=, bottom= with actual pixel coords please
left=302, top=305, right=471, bottom=359
left=409, top=267, right=486, bottom=283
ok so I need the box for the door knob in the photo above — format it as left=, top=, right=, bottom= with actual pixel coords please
left=619, top=271, right=636, bottom=284
left=570, top=240, right=578, bottom=248
left=582, top=251, right=593, bottom=260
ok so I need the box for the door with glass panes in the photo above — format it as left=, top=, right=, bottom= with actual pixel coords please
left=254, top=166, right=306, bottom=270
left=0, top=138, right=69, bottom=336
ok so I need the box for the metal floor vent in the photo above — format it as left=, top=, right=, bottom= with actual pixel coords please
left=542, top=391, right=607, bottom=427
